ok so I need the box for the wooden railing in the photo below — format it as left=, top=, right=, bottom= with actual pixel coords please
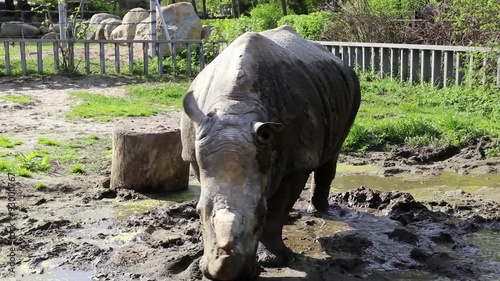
left=316, top=41, right=500, bottom=88
left=0, top=38, right=227, bottom=77
left=1, top=38, right=499, bottom=88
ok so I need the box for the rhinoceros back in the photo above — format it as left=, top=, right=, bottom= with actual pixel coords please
left=181, top=25, right=360, bottom=172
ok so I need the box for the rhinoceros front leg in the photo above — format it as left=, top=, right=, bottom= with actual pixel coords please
left=308, top=155, right=338, bottom=213
left=257, top=171, right=310, bottom=267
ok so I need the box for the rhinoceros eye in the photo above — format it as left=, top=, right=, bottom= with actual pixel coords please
left=253, top=122, right=284, bottom=145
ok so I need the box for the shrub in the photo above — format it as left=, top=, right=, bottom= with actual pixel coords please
left=203, top=16, right=267, bottom=42
left=278, top=11, right=333, bottom=40
left=249, top=2, right=291, bottom=30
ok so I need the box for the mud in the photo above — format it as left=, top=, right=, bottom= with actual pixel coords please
left=1, top=76, right=499, bottom=281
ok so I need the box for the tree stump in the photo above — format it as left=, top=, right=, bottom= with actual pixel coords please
left=110, top=117, right=189, bottom=192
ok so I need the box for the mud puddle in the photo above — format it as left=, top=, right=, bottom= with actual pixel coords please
left=4, top=170, right=500, bottom=281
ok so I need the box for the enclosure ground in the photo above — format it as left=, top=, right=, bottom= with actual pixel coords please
left=0, top=76, right=499, bottom=281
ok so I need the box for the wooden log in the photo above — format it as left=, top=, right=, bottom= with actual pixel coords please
left=110, top=117, right=189, bottom=192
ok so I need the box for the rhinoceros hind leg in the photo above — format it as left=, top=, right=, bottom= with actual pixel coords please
left=258, top=172, right=310, bottom=267
left=308, top=155, right=338, bottom=213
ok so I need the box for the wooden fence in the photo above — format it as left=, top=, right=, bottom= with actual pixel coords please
left=0, top=38, right=227, bottom=77
left=1, top=38, right=499, bottom=88
left=317, top=41, right=500, bottom=88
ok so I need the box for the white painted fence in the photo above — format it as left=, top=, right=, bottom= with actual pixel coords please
left=316, top=41, right=500, bottom=88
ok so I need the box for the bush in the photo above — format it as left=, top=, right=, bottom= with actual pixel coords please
left=278, top=11, right=333, bottom=40
left=203, top=16, right=267, bottom=42
left=249, top=2, right=291, bottom=30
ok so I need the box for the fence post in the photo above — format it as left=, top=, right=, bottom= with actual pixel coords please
left=400, top=49, right=409, bottom=83
left=4, top=42, right=11, bottom=76
left=410, top=49, right=419, bottom=84
left=443, top=51, right=454, bottom=88
left=421, top=50, right=431, bottom=84
left=431, top=50, right=442, bottom=88
left=390, top=48, right=399, bottom=81
left=150, top=0, right=157, bottom=58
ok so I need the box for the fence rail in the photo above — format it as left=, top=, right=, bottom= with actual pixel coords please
left=0, top=38, right=227, bottom=77
left=1, top=38, right=499, bottom=88
left=316, top=41, right=500, bottom=88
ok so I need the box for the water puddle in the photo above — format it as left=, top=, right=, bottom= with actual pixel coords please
left=16, top=259, right=93, bottom=281
left=332, top=166, right=500, bottom=202
left=112, top=184, right=200, bottom=219
left=467, top=229, right=500, bottom=262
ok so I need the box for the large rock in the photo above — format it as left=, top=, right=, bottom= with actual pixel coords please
left=109, top=24, right=127, bottom=40
left=0, top=22, right=40, bottom=38
left=121, top=7, right=149, bottom=40
left=201, top=25, right=213, bottom=40
left=110, top=117, right=189, bottom=192
left=95, top=18, right=122, bottom=40
left=134, top=2, right=202, bottom=57
left=86, top=13, right=120, bottom=40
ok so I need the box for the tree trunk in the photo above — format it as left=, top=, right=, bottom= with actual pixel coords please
left=110, top=117, right=190, bottom=192
left=281, top=0, right=287, bottom=16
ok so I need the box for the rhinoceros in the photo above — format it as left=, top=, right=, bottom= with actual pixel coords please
left=181, top=25, right=361, bottom=280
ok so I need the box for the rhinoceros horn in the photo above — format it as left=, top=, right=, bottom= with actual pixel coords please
left=183, top=91, right=205, bottom=124
left=213, top=209, right=242, bottom=250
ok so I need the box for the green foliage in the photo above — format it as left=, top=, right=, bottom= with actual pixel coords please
left=203, top=16, right=267, bottom=42
left=16, top=151, right=51, bottom=172
left=38, top=137, right=61, bottom=147
left=439, top=0, right=500, bottom=44
left=249, top=2, right=292, bottom=30
left=367, top=0, right=420, bottom=19
left=0, top=94, right=34, bottom=104
left=0, top=136, right=22, bottom=148
left=67, top=91, right=158, bottom=121
left=67, top=83, right=189, bottom=121
left=278, top=12, right=332, bottom=39
left=343, top=72, right=500, bottom=152
left=70, top=164, right=86, bottom=174
left=34, top=183, right=48, bottom=191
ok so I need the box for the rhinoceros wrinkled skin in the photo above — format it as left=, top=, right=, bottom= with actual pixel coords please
left=180, top=25, right=361, bottom=280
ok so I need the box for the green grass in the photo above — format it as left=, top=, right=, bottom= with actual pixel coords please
left=343, top=72, right=500, bottom=152
left=67, top=135, right=100, bottom=148
left=0, top=94, right=34, bottom=104
left=69, top=164, right=86, bottom=174
left=67, top=82, right=189, bottom=121
left=38, top=137, right=61, bottom=147
left=0, top=136, right=22, bottom=148
left=34, top=183, right=48, bottom=191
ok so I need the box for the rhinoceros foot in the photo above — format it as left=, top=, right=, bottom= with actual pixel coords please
left=257, top=240, right=295, bottom=268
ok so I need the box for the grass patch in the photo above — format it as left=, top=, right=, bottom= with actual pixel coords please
left=38, top=137, right=61, bottom=147
left=69, top=164, right=86, bottom=174
left=0, top=136, right=22, bottom=148
left=34, top=183, right=47, bottom=191
left=67, top=135, right=100, bottom=148
left=67, top=83, right=189, bottom=121
left=343, top=72, right=500, bottom=152
left=67, top=91, right=158, bottom=121
left=127, top=83, right=188, bottom=110
left=16, top=151, right=51, bottom=172
left=0, top=159, right=33, bottom=177
left=0, top=94, right=34, bottom=104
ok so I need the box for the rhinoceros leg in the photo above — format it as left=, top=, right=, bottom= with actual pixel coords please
left=257, top=171, right=310, bottom=267
left=309, top=154, right=339, bottom=213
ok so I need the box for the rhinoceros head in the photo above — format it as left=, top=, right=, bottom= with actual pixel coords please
left=183, top=92, right=284, bottom=280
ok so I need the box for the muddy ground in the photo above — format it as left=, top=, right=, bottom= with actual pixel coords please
left=0, top=76, right=499, bottom=281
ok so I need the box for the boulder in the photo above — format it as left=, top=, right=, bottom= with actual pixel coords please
left=41, top=32, right=58, bottom=40
left=95, top=18, right=121, bottom=40
left=109, top=24, right=128, bottom=41
left=110, top=117, right=189, bottom=192
left=121, top=7, right=149, bottom=40
left=104, top=19, right=122, bottom=40
left=201, top=25, right=213, bottom=40
left=39, top=26, right=49, bottom=35
left=0, top=21, right=40, bottom=38
left=86, top=13, right=120, bottom=40
left=134, top=2, right=202, bottom=57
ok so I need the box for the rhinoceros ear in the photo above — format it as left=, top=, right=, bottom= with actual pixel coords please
left=183, top=91, right=205, bottom=125
left=253, top=122, right=285, bottom=145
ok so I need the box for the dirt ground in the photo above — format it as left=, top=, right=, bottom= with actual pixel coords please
left=0, top=75, right=499, bottom=281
